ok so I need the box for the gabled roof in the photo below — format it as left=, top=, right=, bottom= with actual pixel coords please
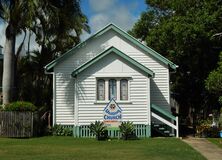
left=44, top=23, right=178, bottom=72
left=71, top=46, right=154, bottom=78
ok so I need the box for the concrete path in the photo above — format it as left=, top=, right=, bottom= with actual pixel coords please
left=183, top=137, right=222, bottom=160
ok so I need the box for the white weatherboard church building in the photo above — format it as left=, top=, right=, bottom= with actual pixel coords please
left=45, top=24, right=179, bottom=138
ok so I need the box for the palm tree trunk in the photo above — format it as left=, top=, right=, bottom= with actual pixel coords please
left=2, top=24, right=16, bottom=104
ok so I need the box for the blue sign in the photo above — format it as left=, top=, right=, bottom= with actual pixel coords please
left=103, top=98, right=122, bottom=127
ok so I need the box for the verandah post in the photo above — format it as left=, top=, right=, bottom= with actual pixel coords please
left=176, top=116, right=179, bottom=138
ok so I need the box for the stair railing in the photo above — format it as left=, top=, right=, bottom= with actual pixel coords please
left=151, top=104, right=179, bottom=138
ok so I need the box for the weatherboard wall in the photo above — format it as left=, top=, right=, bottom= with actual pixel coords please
left=76, top=53, right=150, bottom=125
left=53, top=29, right=170, bottom=125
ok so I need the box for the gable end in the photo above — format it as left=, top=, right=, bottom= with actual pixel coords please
left=71, top=46, right=155, bottom=78
left=45, top=24, right=178, bottom=72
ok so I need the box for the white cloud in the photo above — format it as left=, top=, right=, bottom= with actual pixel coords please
left=111, top=6, right=136, bottom=31
left=89, top=0, right=117, bottom=12
left=84, top=0, right=139, bottom=41
left=90, top=14, right=109, bottom=31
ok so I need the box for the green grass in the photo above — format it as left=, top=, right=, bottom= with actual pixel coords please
left=0, top=137, right=206, bottom=160
left=208, top=138, right=222, bottom=148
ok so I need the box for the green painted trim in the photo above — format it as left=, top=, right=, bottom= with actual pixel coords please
left=73, top=126, right=80, bottom=137
left=151, top=104, right=176, bottom=121
left=72, top=125, right=150, bottom=138
left=44, top=23, right=177, bottom=72
left=73, top=126, right=76, bottom=137
left=71, top=47, right=154, bottom=77
left=146, top=125, right=151, bottom=137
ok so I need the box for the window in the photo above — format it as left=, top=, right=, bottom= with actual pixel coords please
left=109, top=79, right=117, bottom=100
left=120, top=79, right=128, bottom=100
left=97, top=79, right=105, bottom=100
left=96, top=78, right=129, bottom=102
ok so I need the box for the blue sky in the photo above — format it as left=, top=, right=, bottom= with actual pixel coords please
left=0, top=0, right=147, bottom=49
left=80, top=0, right=147, bottom=39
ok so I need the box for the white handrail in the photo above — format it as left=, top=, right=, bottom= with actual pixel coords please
left=151, top=112, right=179, bottom=138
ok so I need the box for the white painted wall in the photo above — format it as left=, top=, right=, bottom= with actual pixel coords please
left=54, top=29, right=170, bottom=125
left=76, top=54, right=150, bottom=125
left=54, top=72, right=75, bottom=125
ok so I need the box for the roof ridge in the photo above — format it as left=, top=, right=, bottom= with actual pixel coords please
left=45, top=24, right=177, bottom=72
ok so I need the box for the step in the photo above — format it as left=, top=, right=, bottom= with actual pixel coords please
left=153, top=124, right=160, bottom=127
left=169, top=133, right=175, bottom=137
left=164, top=130, right=170, bottom=134
left=158, top=127, right=165, bottom=130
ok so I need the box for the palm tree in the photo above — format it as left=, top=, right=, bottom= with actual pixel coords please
left=1, top=0, right=89, bottom=105
left=0, top=0, right=36, bottom=104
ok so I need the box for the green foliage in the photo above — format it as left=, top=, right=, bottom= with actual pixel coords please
left=219, top=108, right=222, bottom=129
left=0, top=105, right=3, bottom=111
left=0, top=0, right=38, bottom=104
left=196, top=119, right=212, bottom=137
left=206, top=56, right=222, bottom=87
left=89, top=121, right=107, bottom=140
left=4, top=101, right=36, bottom=112
left=130, top=0, right=222, bottom=118
left=207, top=127, right=221, bottom=138
left=119, top=121, right=135, bottom=140
left=205, top=52, right=222, bottom=104
left=52, top=125, right=73, bottom=136
left=15, top=0, right=90, bottom=107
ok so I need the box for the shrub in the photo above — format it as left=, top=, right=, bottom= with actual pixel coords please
left=196, top=119, right=211, bottom=137
left=119, top=121, right=135, bottom=140
left=4, top=101, right=36, bottom=112
left=207, top=127, right=220, bottom=138
left=52, top=124, right=73, bottom=136
left=0, top=105, right=3, bottom=111
left=89, top=121, right=107, bottom=140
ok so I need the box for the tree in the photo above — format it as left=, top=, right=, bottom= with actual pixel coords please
left=17, top=0, right=90, bottom=107
left=0, top=0, right=89, bottom=106
left=205, top=52, right=222, bottom=105
left=130, top=0, right=222, bottom=120
left=0, top=0, right=37, bottom=104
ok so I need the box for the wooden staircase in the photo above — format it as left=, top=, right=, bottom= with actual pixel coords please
left=151, top=104, right=179, bottom=137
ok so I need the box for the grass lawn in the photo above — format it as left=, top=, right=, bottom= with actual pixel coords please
left=0, top=137, right=206, bottom=160
left=208, top=138, right=222, bottom=148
